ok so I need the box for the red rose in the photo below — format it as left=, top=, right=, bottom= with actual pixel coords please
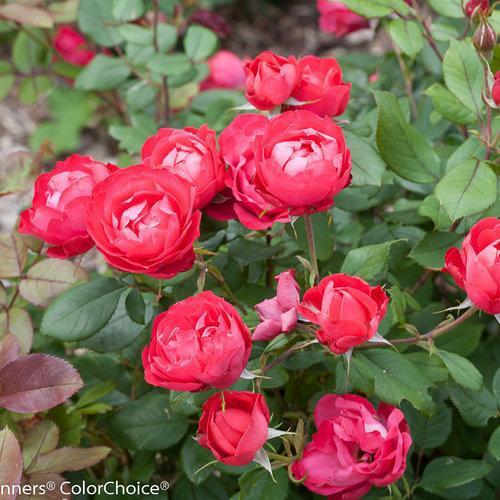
left=244, top=51, right=299, bottom=110
left=142, top=291, right=252, bottom=392
left=444, top=217, right=500, bottom=315
left=286, top=55, right=351, bottom=118
left=492, top=72, right=500, bottom=106
left=291, top=394, right=411, bottom=498
left=253, top=269, right=300, bottom=341
left=317, top=0, right=369, bottom=38
left=465, top=0, right=489, bottom=17
left=254, top=110, right=352, bottom=214
left=197, top=391, right=270, bottom=466
left=217, top=113, right=291, bottom=229
left=19, top=154, right=117, bottom=258
left=53, top=25, right=96, bottom=66
left=202, top=50, right=246, bottom=90
left=298, top=274, right=389, bottom=354
left=85, top=165, right=201, bottom=278
left=141, top=125, right=225, bottom=209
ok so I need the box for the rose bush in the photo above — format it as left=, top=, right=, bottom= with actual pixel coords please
left=0, top=1, right=498, bottom=499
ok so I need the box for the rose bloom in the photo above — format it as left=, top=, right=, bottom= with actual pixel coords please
left=317, top=0, right=369, bottom=38
left=197, top=391, right=270, bottom=466
left=465, top=0, right=489, bottom=17
left=253, top=269, right=300, bottom=341
left=492, top=72, right=500, bottom=106
left=286, top=55, right=351, bottom=118
left=292, top=394, right=412, bottom=498
left=217, top=113, right=291, bottom=229
left=298, top=274, right=389, bottom=354
left=244, top=51, right=299, bottom=110
left=444, top=217, right=500, bottom=315
left=141, top=125, right=225, bottom=209
left=85, top=165, right=201, bottom=278
left=19, top=154, right=117, bottom=258
left=202, top=50, right=246, bottom=90
left=53, top=25, right=96, bottom=66
left=142, top=291, right=252, bottom=392
left=254, top=110, right=352, bottom=215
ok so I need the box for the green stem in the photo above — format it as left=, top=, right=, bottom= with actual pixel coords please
left=303, top=214, right=319, bottom=285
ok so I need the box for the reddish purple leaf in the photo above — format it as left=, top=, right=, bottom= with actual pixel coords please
left=0, top=427, right=23, bottom=500
left=0, top=354, right=83, bottom=413
left=0, top=334, right=20, bottom=370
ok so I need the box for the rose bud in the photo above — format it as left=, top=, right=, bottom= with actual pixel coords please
left=298, top=274, right=389, bottom=354
left=473, top=19, right=497, bottom=53
left=218, top=113, right=291, bottom=229
left=53, top=25, right=96, bottom=66
left=85, top=165, right=201, bottom=278
left=285, top=55, right=351, bottom=118
left=253, top=270, right=300, bottom=341
left=244, top=51, right=299, bottom=110
left=254, top=110, right=352, bottom=215
left=201, top=50, right=246, bottom=90
left=19, top=154, right=117, bottom=258
left=444, top=217, right=500, bottom=316
left=465, top=0, right=489, bottom=18
left=197, top=391, right=270, bottom=466
left=317, top=0, right=369, bottom=38
left=492, top=72, right=500, bottom=106
left=141, top=125, right=225, bottom=209
left=142, top=291, right=252, bottom=392
left=291, top=394, right=412, bottom=498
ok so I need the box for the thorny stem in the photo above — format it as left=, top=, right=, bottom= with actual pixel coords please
left=303, top=215, right=319, bottom=285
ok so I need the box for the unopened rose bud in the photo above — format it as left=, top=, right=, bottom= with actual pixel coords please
left=473, top=19, right=497, bottom=53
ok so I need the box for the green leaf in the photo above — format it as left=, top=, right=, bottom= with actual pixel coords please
left=488, top=427, right=500, bottom=461
left=119, top=24, right=153, bottom=45
left=181, top=438, right=214, bottom=485
left=109, top=392, right=188, bottom=450
left=287, top=212, right=334, bottom=261
left=389, top=19, right=424, bottom=59
left=0, top=232, right=28, bottom=278
left=344, top=131, right=385, bottom=187
left=125, top=288, right=146, bottom=324
left=147, top=53, right=192, bottom=76
left=375, top=91, right=442, bottom=183
left=404, top=403, right=452, bottom=450
left=419, top=195, right=452, bottom=231
left=443, top=40, right=484, bottom=118
left=40, top=278, right=126, bottom=341
left=184, top=25, right=218, bottom=62
left=445, top=136, right=484, bottom=172
left=339, top=0, right=410, bottom=17
left=435, top=322, right=483, bottom=357
left=74, top=380, right=115, bottom=410
left=425, top=83, right=477, bottom=125
left=419, top=457, right=492, bottom=495
left=228, top=239, right=283, bottom=265
left=19, top=76, right=52, bottom=104
left=428, top=0, right=463, bottom=18
left=341, top=240, right=400, bottom=283
left=409, top=231, right=462, bottom=269
left=12, top=30, right=46, bottom=72
left=434, top=350, right=483, bottom=391
left=78, top=0, right=124, bottom=47
left=435, top=160, right=497, bottom=221
left=448, top=384, right=498, bottom=427
left=157, top=23, right=178, bottom=53
left=0, top=73, right=14, bottom=101
left=112, top=0, right=144, bottom=22
left=352, top=350, right=436, bottom=415
left=493, top=369, right=500, bottom=406
left=169, top=391, right=210, bottom=416
left=75, top=55, right=131, bottom=90
left=173, top=475, right=227, bottom=500
left=238, top=467, right=289, bottom=500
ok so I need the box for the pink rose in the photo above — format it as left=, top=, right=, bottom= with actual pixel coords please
left=197, top=391, right=270, bottom=466
left=19, top=154, right=117, bottom=258
left=292, top=394, right=412, bottom=498
left=202, top=50, right=246, bottom=90
left=286, top=55, right=351, bottom=118
left=53, top=25, right=96, bottom=66
left=253, top=269, right=300, bottom=341
left=141, top=125, right=225, bottom=209
left=298, top=274, right=389, bottom=354
left=244, top=51, right=300, bottom=110
left=142, top=291, right=252, bottom=392
left=444, top=217, right=500, bottom=315
left=317, top=1, right=369, bottom=38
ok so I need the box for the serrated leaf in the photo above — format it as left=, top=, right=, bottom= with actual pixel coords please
left=19, top=258, right=89, bottom=307
left=339, top=0, right=409, bottom=17
left=0, top=308, right=33, bottom=354
left=389, top=19, right=424, bottom=58
left=238, top=466, right=289, bottom=500
left=409, top=231, right=462, bottom=269
left=404, top=403, right=452, bottom=450
left=419, top=195, right=452, bottom=231
left=375, top=91, right=442, bottom=183
left=0, top=232, right=27, bottom=278
left=0, top=427, right=22, bottom=500
left=78, top=0, right=123, bottom=47
left=435, top=350, right=483, bottom=391
left=428, top=0, right=463, bottom=18
left=181, top=438, right=214, bottom=485
left=435, top=160, right=497, bottom=221
left=488, top=427, right=500, bottom=461
left=41, top=278, right=126, bottom=341
left=344, top=131, right=385, bottom=187
left=425, top=83, right=477, bottom=125
left=29, top=446, right=110, bottom=474
left=448, top=384, right=497, bottom=427
left=125, top=288, right=146, bottom=324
